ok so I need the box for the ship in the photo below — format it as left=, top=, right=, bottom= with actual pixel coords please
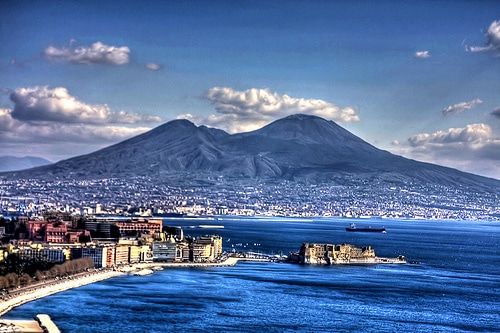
left=345, top=223, right=386, bottom=233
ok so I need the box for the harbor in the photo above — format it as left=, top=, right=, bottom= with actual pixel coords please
left=2, top=218, right=496, bottom=332
left=0, top=245, right=404, bottom=322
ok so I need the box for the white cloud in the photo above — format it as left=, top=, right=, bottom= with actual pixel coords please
left=415, top=50, right=431, bottom=59
left=442, top=98, right=482, bottom=116
left=145, top=63, right=162, bottom=71
left=391, top=123, right=500, bottom=178
left=0, top=108, right=18, bottom=132
left=179, top=87, right=359, bottom=133
left=10, top=86, right=161, bottom=124
left=0, top=85, right=161, bottom=160
left=44, top=41, right=130, bottom=65
left=408, top=124, right=492, bottom=146
left=0, top=107, right=150, bottom=144
left=466, top=20, right=500, bottom=55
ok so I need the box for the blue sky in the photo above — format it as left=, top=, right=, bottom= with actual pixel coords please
left=0, top=0, right=499, bottom=178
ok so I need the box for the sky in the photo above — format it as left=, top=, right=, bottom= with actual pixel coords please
left=0, top=0, right=499, bottom=178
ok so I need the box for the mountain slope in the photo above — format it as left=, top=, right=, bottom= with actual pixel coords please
left=0, top=155, right=51, bottom=172
left=2, top=114, right=499, bottom=192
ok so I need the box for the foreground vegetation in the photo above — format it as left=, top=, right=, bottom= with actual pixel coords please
left=0, top=257, right=94, bottom=290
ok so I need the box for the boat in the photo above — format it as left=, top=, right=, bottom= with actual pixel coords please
left=345, top=223, right=386, bottom=233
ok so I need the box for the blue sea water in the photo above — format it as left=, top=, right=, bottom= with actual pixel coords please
left=5, top=218, right=500, bottom=332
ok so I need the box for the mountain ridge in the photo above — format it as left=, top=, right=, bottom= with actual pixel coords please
left=2, top=114, right=499, bottom=192
left=0, top=155, right=52, bottom=172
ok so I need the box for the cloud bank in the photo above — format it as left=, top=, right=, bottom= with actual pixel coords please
left=393, top=123, right=500, bottom=178
left=466, top=20, right=500, bottom=55
left=9, top=86, right=160, bottom=124
left=408, top=124, right=492, bottom=146
left=44, top=41, right=130, bottom=65
left=178, top=87, right=359, bottom=133
left=0, top=86, right=161, bottom=159
left=442, top=98, right=482, bottom=116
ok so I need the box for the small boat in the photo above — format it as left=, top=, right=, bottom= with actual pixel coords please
left=345, top=223, right=386, bottom=233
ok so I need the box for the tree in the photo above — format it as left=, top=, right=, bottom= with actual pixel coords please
left=34, top=270, right=44, bottom=281
left=19, top=273, right=32, bottom=286
left=0, top=276, right=8, bottom=289
left=5, top=273, right=19, bottom=289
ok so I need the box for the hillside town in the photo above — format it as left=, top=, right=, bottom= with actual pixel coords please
left=0, top=175, right=498, bottom=221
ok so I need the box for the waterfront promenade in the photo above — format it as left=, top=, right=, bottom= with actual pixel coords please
left=0, top=270, right=123, bottom=317
left=0, top=257, right=268, bottom=317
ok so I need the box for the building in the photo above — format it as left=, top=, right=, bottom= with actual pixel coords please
left=17, top=247, right=68, bottom=263
left=27, top=220, right=47, bottom=241
left=114, top=245, right=130, bottom=265
left=71, top=246, right=112, bottom=268
left=67, top=229, right=91, bottom=243
left=191, top=236, right=223, bottom=262
left=83, top=220, right=116, bottom=238
left=299, top=243, right=375, bottom=264
left=216, top=206, right=228, bottom=215
left=129, top=245, right=142, bottom=263
left=140, top=245, right=153, bottom=262
left=115, top=219, right=162, bottom=237
left=45, top=223, right=68, bottom=243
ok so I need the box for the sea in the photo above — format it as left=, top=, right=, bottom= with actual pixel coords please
left=5, top=217, right=500, bottom=332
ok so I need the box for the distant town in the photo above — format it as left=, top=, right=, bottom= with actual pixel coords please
left=0, top=175, right=498, bottom=221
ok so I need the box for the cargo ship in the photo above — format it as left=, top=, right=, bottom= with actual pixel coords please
left=345, top=223, right=386, bottom=233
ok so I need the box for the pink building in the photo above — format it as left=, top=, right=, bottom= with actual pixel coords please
left=45, top=223, right=68, bottom=243
left=28, top=221, right=48, bottom=241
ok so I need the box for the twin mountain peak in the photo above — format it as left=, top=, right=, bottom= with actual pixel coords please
left=4, top=114, right=499, bottom=191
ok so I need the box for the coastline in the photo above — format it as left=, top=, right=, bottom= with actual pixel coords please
left=0, top=270, right=124, bottom=317
left=0, top=257, right=252, bottom=318
left=0, top=255, right=402, bottom=318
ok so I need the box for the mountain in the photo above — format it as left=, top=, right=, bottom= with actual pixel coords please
left=2, top=114, right=499, bottom=191
left=0, top=155, right=51, bottom=172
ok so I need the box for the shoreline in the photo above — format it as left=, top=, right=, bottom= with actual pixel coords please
left=0, top=257, right=252, bottom=318
left=0, top=255, right=402, bottom=318
left=0, top=270, right=123, bottom=317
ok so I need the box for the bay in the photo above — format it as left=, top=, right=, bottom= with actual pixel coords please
left=5, top=218, right=500, bottom=332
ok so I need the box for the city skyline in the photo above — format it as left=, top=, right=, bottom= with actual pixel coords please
left=1, top=1, right=499, bottom=178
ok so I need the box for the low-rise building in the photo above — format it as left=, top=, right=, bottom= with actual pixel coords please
left=115, top=219, right=162, bottom=237
left=114, top=245, right=130, bottom=265
left=71, top=246, right=112, bottom=268
left=17, top=247, right=68, bottom=263
left=45, top=223, right=68, bottom=243
left=191, top=235, right=223, bottom=262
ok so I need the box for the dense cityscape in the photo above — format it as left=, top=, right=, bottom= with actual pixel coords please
left=1, top=175, right=498, bottom=221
